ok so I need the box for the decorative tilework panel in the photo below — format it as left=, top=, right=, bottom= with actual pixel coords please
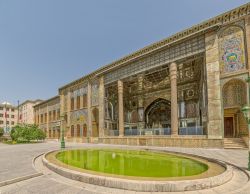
left=219, top=26, right=246, bottom=73
left=70, top=109, right=88, bottom=125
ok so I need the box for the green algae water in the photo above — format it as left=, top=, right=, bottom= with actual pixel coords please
left=56, top=149, right=208, bottom=178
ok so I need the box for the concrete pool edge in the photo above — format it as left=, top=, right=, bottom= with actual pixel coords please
left=42, top=149, right=234, bottom=192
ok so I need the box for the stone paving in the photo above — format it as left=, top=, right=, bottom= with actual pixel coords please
left=0, top=141, right=249, bottom=194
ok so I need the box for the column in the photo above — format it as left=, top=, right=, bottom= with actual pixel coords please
left=137, top=74, right=144, bottom=131
left=118, top=80, right=124, bottom=136
left=99, top=76, right=105, bottom=137
left=205, top=31, right=222, bottom=139
left=87, top=82, right=92, bottom=137
left=46, top=104, right=49, bottom=137
left=59, top=94, right=64, bottom=139
left=170, top=62, right=178, bottom=136
left=67, top=91, right=71, bottom=137
left=80, top=95, right=83, bottom=109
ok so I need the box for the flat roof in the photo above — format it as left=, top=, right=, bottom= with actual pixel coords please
left=19, top=99, right=43, bottom=106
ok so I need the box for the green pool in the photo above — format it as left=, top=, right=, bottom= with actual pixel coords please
left=56, top=149, right=208, bottom=178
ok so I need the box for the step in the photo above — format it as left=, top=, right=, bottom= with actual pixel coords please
left=224, top=141, right=245, bottom=144
left=224, top=138, right=247, bottom=149
left=224, top=140, right=244, bottom=142
left=224, top=147, right=248, bottom=149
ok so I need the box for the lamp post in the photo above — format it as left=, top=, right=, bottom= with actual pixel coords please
left=60, top=114, right=66, bottom=149
left=241, top=76, right=250, bottom=171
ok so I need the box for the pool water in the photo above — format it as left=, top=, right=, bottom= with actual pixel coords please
left=56, top=149, right=208, bottom=178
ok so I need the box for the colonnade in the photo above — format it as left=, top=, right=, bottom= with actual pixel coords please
left=112, top=62, right=179, bottom=137
left=68, top=62, right=179, bottom=138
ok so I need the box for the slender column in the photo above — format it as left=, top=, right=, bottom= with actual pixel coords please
left=99, top=76, right=105, bottom=137
left=59, top=94, right=64, bottom=139
left=67, top=91, right=71, bottom=137
left=118, top=80, right=124, bottom=136
left=137, top=74, right=144, bottom=130
left=46, top=105, right=49, bottom=136
left=87, top=82, right=92, bottom=137
left=170, top=62, right=178, bottom=136
left=80, top=95, right=83, bottom=109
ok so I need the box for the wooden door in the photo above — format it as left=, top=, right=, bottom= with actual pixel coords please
left=224, top=117, right=234, bottom=137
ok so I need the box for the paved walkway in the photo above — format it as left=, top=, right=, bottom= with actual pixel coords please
left=0, top=142, right=249, bottom=194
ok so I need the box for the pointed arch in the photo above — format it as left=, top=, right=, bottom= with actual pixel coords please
left=145, top=98, right=171, bottom=128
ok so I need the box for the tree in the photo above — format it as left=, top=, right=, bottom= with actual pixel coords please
left=10, top=124, right=46, bottom=143
left=0, top=127, right=4, bottom=137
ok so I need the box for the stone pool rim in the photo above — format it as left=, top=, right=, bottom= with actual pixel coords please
left=42, top=148, right=233, bottom=192
left=51, top=148, right=219, bottom=180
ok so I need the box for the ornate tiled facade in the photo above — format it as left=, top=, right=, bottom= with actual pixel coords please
left=35, top=3, right=250, bottom=148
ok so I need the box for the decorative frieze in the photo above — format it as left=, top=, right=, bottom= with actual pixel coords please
left=104, top=36, right=205, bottom=84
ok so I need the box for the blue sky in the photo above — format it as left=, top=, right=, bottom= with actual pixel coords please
left=0, top=0, right=249, bottom=105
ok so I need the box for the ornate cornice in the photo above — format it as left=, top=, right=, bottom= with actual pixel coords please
left=59, top=2, right=250, bottom=93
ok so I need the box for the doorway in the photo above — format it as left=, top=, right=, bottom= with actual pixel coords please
left=224, top=117, right=234, bottom=137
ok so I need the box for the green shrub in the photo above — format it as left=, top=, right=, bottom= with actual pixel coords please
left=0, top=128, right=4, bottom=137
left=11, top=124, right=46, bottom=142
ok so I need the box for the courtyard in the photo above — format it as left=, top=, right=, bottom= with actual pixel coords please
left=0, top=141, right=249, bottom=194
left=0, top=1, right=250, bottom=194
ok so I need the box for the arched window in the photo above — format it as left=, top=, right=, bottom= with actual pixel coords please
left=82, top=94, right=87, bottom=107
left=77, top=96, right=80, bottom=109
left=77, top=124, right=80, bottom=137
left=71, top=98, right=75, bottom=110
left=83, top=124, right=87, bottom=137
left=71, top=125, right=74, bottom=137
left=223, top=79, right=246, bottom=108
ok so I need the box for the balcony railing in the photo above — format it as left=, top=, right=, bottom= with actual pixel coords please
left=179, top=126, right=204, bottom=135
left=107, top=126, right=204, bottom=137
left=125, top=128, right=171, bottom=136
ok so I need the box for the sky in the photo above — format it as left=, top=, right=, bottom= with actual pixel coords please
left=0, top=0, right=249, bottom=105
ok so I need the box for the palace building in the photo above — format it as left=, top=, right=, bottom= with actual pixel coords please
left=35, top=3, right=250, bottom=148
left=34, top=96, right=61, bottom=139
left=19, top=99, right=43, bottom=124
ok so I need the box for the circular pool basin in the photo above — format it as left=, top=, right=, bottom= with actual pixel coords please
left=55, top=149, right=208, bottom=178
left=44, top=148, right=231, bottom=192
